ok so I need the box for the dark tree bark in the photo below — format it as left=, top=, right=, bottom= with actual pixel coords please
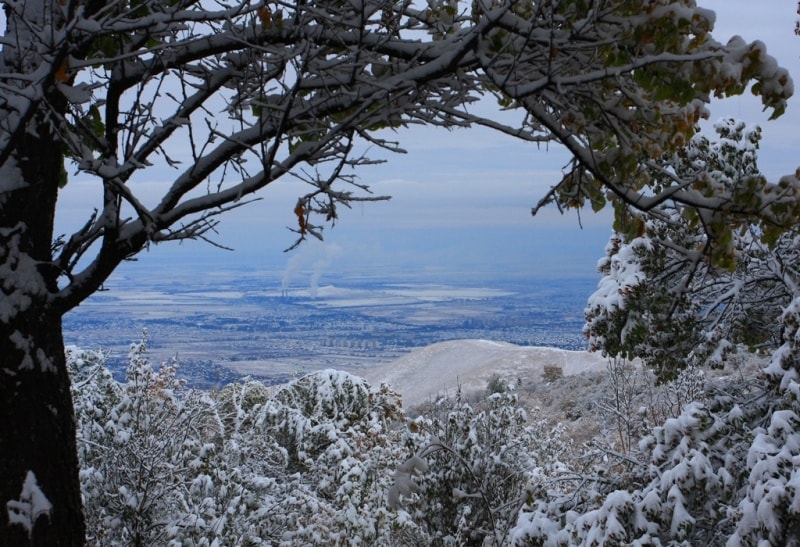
left=0, top=123, right=85, bottom=544
left=0, top=312, right=84, bottom=545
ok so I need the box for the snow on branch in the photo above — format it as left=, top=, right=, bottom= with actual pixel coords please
left=1, top=0, right=795, bottom=315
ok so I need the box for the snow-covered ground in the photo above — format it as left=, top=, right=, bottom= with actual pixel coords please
left=361, top=339, right=607, bottom=408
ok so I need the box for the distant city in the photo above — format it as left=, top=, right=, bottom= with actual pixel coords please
left=63, top=264, right=598, bottom=388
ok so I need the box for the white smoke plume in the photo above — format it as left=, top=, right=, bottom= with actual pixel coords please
left=281, top=241, right=343, bottom=297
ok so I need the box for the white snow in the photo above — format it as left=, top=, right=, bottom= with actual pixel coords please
left=56, top=82, right=93, bottom=104
left=0, top=154, right=27, bottom=196
left=362, top=339, right=607, bottom=408
left=6, top=471, right=52, bottom=538
left=289, top=284, right=513, bottom=308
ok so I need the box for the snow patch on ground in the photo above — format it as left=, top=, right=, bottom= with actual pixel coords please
left=361, top=339, right=607, bottom=408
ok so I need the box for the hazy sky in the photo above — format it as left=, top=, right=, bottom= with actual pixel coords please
left=53, top=1, right=800, bottom=285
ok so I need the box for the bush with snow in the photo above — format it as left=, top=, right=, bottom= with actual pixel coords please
left=566, top=117, right=800, bottom=546
left=69, top=338, right=417, bottom=545
left=391, top=388, right=571, bottom=546
left=585, top=119, right=796, bottom=382
left=70, top=339, right=224, bottom=545
left=507, top=303, right=800, bottom=545
left=253, top=370, right=414, bottom=544
left=66, top=326, right=800, bottom=545
left=509, top=374, right=771, bottom=546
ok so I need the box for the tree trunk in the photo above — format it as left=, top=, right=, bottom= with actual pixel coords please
left=0, top=312, right=84, bottom=545
left=0, top=110, right=85, bottom=542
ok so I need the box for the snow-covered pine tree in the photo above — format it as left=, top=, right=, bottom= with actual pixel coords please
left=514, top=119, right=800, bottom=545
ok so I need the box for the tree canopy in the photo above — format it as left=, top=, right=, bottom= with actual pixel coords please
left=0, top=0, right=794, bottom=314
left=585, top=119, right=799, bottom=381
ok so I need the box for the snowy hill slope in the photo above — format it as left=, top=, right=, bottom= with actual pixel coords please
left=361, top=339, right=607, bottom=408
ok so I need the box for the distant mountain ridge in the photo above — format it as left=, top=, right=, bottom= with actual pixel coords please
left=361, top=339, right=606, bottom=408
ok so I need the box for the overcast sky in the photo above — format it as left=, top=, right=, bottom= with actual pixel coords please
left=53, top=1, right=800, bottom=285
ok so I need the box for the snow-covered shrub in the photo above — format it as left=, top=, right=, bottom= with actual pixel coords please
left=393, top=389, right=571, bottom=546
left=507, top=321, right=793, bottom=547
left=597, top=356, right=652, bottom=455
left=486, top=374, right=509, bottom=395
left=727, top=297, right=800, bottom=546
left=512, top=376, right=765, bottom=546
left=67, top=322, right=800, bottom=545
left=71, top=337, right=224, bottom=545
left=585, top=120, right=796, bottom=383
left=584, top=230, right=704, bottom=382
left=559, top=118, right=800, bottom=544
left=70, top=347, right=417, bottom=546
left=597, top=357, right=709, bottom=457
left=71, top=338, right=285, bottom=545
left=68, top=345, right=123, bottom=534
left=253, top=371, right=414, bottom=545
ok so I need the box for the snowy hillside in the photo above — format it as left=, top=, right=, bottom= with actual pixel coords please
left=361, top=339, right=607, bottom=408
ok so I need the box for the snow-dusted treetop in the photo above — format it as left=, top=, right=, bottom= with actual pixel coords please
left=585, top=118, right=800, bottom=381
